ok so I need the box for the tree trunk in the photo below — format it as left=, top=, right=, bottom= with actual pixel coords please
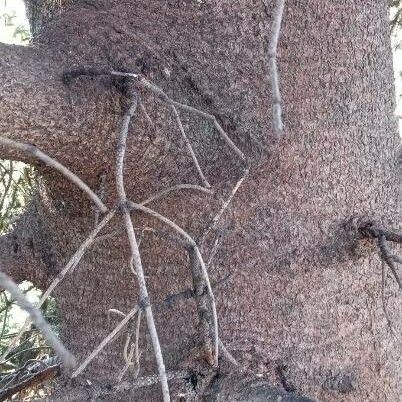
left=0, top=0, right=400, bottom=400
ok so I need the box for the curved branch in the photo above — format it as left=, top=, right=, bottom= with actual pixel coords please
left=0, top=137, right=107, bottom=213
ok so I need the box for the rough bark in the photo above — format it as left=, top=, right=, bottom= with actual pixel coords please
left=0, top=0, right=401, bottom=401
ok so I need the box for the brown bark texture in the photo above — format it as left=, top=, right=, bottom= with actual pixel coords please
left=0, top=0, right=401, bottom=400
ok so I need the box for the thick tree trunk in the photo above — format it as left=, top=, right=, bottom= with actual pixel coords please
left=0, top=0, right=401, bottom=400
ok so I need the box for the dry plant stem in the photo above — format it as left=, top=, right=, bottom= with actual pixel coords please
left=0, top=272, right=75, bottom=369
left=71, top=306, right=139, bottom=378
left=171, top=105, right=211, bottom=188
left=140, top=184, right=213, bottom=206
left=0, top=136, right=107, bottom=213
left=381, top=262, right=395, bottom=334
left=1, top=209, right=116, bottom=362
left=115, top=93, right=170, bottom=402
left=377, top=234, right=402, bottom=290
left=139, top=100, right=156, bottom=133
left=267, top=0, right=285, bottom=138
left=127, top=201, right=219, bottom=367
left=118, top=309, right=142, bottom=382
left=200, top=168, right=249, bottom=244
left=111, top=71, right=245, bottom=161
left=188, top=248, right=214, bottom=365
left=108, top=308, right=127, bottom=319
left=134, top=309, right=142, bottom=377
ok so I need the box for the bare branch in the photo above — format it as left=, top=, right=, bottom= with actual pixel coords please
left=267, top=0, right=285, bottom=138
left=0, top=136, right=107, bottom=213
left=1, top=209, right=116, bottom=362
left=127, top=201, right=219, bottom=366
left=110, top=71, right=245, bottom=161
left=115, top=92, right=170, bottom=401
left=140, top=184, right=213, bottom=206
left=118, top=309, right=142, bottom=382
left=139, top=100, right=156, bottom=137
left=200, top=168, right=249, bottom=244
left=171, top=105, right=211, bottom=188
left=378, top=234, right=402, bottom=291
left=0, top=272, right=75, bottom=369
left=71, top=306, right=139, bottom=378
left=359, top=223, right=402, bottom=291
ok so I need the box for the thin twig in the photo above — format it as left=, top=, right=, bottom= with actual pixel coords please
left=200, top=168, right=249, bottom=244
left=108, top=309, right=127, bottom=320
left=118, top=309, right=142, bottom=382
left=0, top=136, right=107, bottom=213
left=139, top=100, right=156, bottom=139
left=267, top=0, right=285, bottom=138
left=171, top=105, right=211, bottom=188
left=381, top=262, right=396, bottom=335
left=127, top=201, right=219, bottom=366
left=140, top=184, right=213, bottom=206
left=71, top=306, right=139, bottom=378
left=110, top=71, right=245, bottom=161
left=133, top=309, right=142, bottom=377
left=1, top=209, right=116, bottom=362
left=0, top=272, right=75, bottom=369
left=115, top=92, right=170, bottom=401
left=377, top=234, right=402, bottom=290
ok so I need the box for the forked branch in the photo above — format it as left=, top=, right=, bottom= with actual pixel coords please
left=115, top=92, right=170, bottom=401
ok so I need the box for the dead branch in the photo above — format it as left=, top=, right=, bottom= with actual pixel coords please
left=171, top=105, right=211, bottom=188
left=127, top=201, right=219, bottom=367
left=115, top=92, right=170, bottom=401
left=359, top=223, right=402, bottom=291
left=267, top=0, right=285, bottom=138
left=0, top=136, right=107, bottom=213
left=71, top=306, right=139, bottom=378
left=0, top=359, right=60, bottom=401
left=139, top=100, right=156, bottom=138
left=1, top=209, right=116, bottom=363
left=0, top=272, right=75, bottom=369
left=97, top=70, right=245, bottom=161
left=118, top=309, right=142, bottom=382
left=140, top=184, right=213, bottom=206
left=377, top=234, right=402, bottom=290
left=200, top=167, right=249, bottom=244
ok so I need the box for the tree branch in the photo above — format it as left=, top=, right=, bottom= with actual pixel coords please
left=0, top=137, right=107, bottom=213
left=0, top=272, right=75, bottom=369
left=267, top=0, right=286, bottom=138
left=114, top=92, right=170, bottom=401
